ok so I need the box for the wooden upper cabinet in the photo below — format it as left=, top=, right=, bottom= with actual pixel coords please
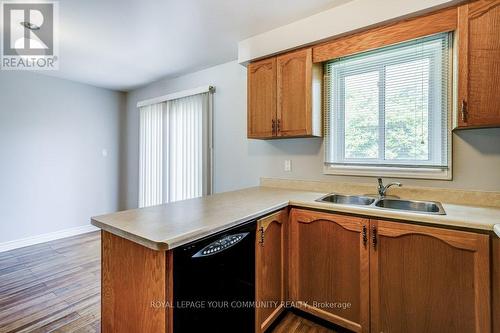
left=289, top=209, right=370, bottom=333
left=247, top=48, right=322, bottom=139
left=247, top=58, right=276, bottom=138
left=255, top=209, right=287, bottom=333
left=276, top=49, right=321, bottom=137
left=370, top=220, right=490, bottom=333
left=457, top=0, right=500, bottom=128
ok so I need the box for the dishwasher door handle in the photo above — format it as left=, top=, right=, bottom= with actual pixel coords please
left=192, top=232, right=249, bottom=258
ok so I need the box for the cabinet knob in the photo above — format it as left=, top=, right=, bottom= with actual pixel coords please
left=277, top=119, right=281, bottom=133
left=259, top=226, right=265, bottom=246
left=362, top=225, right=367, bottom=246
left=372, top=225, right=377, bottom=249
left=272, top=119, right=276, bottom=135
left=461, top=100, right=468, bottom=123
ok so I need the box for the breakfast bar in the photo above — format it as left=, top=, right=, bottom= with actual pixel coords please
left=92, top=182, right=500, bottom=333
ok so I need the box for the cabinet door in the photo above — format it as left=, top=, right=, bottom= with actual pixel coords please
left=493, top=236, right=500, bottom=333
left=247, top=57, right=277, bottom=138
left=289, top=209, right=370, bottom=333
left=255, top=209, right=287, bottom=333
left=458, top=1, right=500, bottom=128
left=276, top=49, right=312, bottom=137
left=370, top=220, right=490, bottom=333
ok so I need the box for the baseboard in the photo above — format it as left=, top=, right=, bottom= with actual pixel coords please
left=0, top=225, right=99, bottom=253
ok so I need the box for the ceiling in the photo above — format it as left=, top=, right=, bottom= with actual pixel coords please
left=7, top=0, right=351, bottom=91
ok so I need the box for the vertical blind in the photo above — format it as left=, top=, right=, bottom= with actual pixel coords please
left=139, top=92, right=212, bottom=208
left=163, top=94, right=209, bottom=203
left=139, top=103, right=163, bottom=208
left=324, top=32, right=451, bottom=168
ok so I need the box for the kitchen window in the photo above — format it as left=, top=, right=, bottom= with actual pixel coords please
left=324, top=33, right=452, bottom=179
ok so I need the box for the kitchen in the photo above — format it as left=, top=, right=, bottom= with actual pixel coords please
left=0, top=0, right=499, bottom=332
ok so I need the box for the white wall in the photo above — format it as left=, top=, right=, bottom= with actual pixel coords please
left=124, top=61, right=256, bottom=208
left=124, top=61, right=500, bottom=209
left=0, top=71, right=125, bottom=243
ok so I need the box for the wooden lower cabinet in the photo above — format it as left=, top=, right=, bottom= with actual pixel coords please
left=370, top=219, right=491, bottom=333
left=289, top=209, right=370, bottom=333
left=101, top=231, right=173, bottom=333
left=493, top=236, right=500, bottom=333
left=287, top=209, right=492, bottom=333
left=255, top=209, right=288, bottom=333
left=101, top=209, right=495, bottom=333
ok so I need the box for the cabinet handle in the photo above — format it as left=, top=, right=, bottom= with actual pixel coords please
left=461, top=100, right=468, bottom=123
left=259, top=226, right=265, bottom=246
left=271, top=119, right=276, bottom=135
left=372, top=225, right=377, bottom=249
left=277, top=119, right=281, bottom=133
left=362, top=225, right=367, bottom=246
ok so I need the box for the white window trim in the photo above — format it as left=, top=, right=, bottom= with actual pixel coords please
left=323, top=33, right=455, bottom=180
left=323, top=163, right=452, bottom=180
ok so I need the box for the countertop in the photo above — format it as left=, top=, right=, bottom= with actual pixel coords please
left=495, top=224, right=500, bottom=238
left=91, top=186, right=500, bottom=251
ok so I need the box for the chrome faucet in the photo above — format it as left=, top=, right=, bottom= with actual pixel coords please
left=377, top=178, right=402, bottom=198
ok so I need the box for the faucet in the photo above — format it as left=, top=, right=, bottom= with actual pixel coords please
left=377, top=178, right=402, bottom=198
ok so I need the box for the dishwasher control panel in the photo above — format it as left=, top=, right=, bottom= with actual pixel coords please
left=192, top=232, right=248, bottom=258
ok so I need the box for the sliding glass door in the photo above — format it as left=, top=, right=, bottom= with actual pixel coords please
left=139, top=92, right=212, bottom=208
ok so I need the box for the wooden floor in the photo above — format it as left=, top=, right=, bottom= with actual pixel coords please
left=271, top=311, right=348, bottom=333
left=0, top=232, right=343, bottom=333
left=0, top=232, right=101, bottom=333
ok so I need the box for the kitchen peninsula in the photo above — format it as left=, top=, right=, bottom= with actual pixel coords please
left=91, top=181, right=500, bottom=333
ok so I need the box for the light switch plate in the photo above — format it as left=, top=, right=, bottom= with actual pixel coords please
left=284, top=160, right=292, bottom=172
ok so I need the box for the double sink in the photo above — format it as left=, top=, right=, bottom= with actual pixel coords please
left=316, top=194, right=446, bottom=215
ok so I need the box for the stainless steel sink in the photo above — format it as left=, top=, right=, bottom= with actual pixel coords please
left=316, top=193, right=446, bottom=215
left=316, top=194, right=376, bottom=206
left=375, top=198, right=446, bottom=215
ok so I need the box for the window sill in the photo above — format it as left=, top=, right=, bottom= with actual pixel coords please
left=323, top=164, right=452, bottom=180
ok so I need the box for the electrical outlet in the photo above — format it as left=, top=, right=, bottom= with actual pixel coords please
left=284, top=160, right=292, bottom=172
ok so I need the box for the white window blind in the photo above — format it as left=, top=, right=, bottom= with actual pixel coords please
left=139, top=90, right=213, bottom=208
left=163, top=94, right=210, bottom=203
left=324, top=33, right=451, bottom=169
left=139, top=103, right=163, bottom=208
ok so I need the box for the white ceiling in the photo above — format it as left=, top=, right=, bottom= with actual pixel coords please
left=24, top=0, right=352, bottom=91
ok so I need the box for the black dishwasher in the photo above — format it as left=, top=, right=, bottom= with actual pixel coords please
left=173, top=221, right=255, bottom=333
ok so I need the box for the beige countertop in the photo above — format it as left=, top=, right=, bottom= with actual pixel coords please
left=91, top=186, right=500, bottom=251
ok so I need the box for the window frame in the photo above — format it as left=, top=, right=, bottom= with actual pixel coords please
left=323, top=33, right=454, bottom=180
